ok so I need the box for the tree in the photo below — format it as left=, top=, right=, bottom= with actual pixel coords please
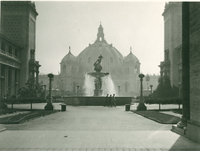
left=151, top=75, right=179, bottom=98
left=18, top=77, right=45, bottom=98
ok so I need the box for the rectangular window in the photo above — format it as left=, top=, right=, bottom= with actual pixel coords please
left=30, top=49, right=35, bottom=60
left=9, top=45, right=12, bottom=55
left=15, top=48, right=19, bottom=57
left=165, top=50, right=169, bottom=61
left=1, top=65, right=5, bottom=76
left=1, top=41, right=5, bottom=51
left=8, top=68, right=12, bottom=95
left=15, top=69, right=18, bottom=83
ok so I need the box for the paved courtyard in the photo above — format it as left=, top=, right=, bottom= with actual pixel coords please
left=0, top=104, right=200, bottom=150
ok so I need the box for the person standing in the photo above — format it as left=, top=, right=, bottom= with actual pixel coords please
left=109, top=94, right=112, bottom=107
left=104, top=94, right=109, bottom=107
left=112, top=94, right=117, bottom=107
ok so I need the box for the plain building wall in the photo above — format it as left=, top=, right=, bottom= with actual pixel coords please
left=0, top=2, right=1, bottom=34
left=162, top=2, right=182, bottom=86
left=189, top=3, right=200, bottom=123
left=186, top=2, right=200, bottom=143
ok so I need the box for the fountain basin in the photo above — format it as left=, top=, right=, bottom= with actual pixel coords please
left=87, top=72, right=109, bottom=78
left=62, top=96, right=132, bottom=106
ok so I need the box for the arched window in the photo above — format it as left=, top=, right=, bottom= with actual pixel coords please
left=125, top=68, right=130, bottom=74
left=100, top=37, right=102, bottom=41
left=134, top=65, right=138, bottom=74
left=79, top=58, right=82, bottom=63
left=110, top=57, right=113, bottom=63
left=79, top=66, right=83, bottom=73
left=88, top=57, right=91, bottom=63
left=73, top=82, right=76, bottom=93
left=63, top=65, right=66, bottom=73
left=125, top=82, right=128, bottom=92
left=71, top=67, right=76, bottom=74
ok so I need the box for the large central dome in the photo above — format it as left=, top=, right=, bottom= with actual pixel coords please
left=77, top=24, right=124, bottom=74
left=59, top=24, right=140, bottom=96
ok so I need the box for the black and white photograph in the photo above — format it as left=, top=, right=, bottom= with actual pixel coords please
left=0, top=0, right=200, bottom=150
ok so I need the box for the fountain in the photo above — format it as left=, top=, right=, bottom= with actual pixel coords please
left=62, top=55, right=132, bottom=106
left=83, top=73, right=116, bottom=96
left=87, top=55, right=109, bottom=96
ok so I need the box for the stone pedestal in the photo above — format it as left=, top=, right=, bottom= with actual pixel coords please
left=94, top=90, right=102, bottom=96
left=44, top=101, right=54, bottom=110
left=137, top=74, right=147, bottom=111
left=137, top=102, right=147, bottom=111
left=0, top=102, right=7, bottom=109
left=171, top=124, right=186, bottom=136
left=44, top=73, right=54, bottom=110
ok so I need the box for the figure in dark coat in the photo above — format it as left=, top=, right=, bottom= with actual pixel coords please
left=111, top=94, right=117, bottom=107
left=109, top=94, right=112, bottom=107
left=104, top=94, right=109, bottom=107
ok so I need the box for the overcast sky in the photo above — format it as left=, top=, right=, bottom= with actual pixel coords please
left=35, top=1, right=166, bottom=75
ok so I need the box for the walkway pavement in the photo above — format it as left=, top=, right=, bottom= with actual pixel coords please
left=0, top=104, right=199, bottom=151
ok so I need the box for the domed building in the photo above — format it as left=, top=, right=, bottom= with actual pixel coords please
left=59, top=24, right=140, bottom=96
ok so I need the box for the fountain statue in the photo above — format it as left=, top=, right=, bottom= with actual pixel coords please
left=87, top=55, right=109, bottom=96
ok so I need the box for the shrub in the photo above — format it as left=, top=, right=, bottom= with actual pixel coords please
left=3, top=97, right=46, bottom=104
left=144, top=97, right=182, bottom=105
left=18, top=77, right=45, bottom=99
left=151, top=75, right=179, bottom=98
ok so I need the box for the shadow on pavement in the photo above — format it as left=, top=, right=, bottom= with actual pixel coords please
left=168, top=135, right=200, bottom=151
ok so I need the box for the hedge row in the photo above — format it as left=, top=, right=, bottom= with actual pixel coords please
left=144, top=97, right=182, bottom=105
left=2, top=97, right=46, bottom=104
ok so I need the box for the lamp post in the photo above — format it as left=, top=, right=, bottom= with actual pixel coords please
left=118, top=86, right=120, bottom=96
left=150, top=85, right=153, bottom=94
left=77, top=86, right=79, bottom=96
left=137, top=73, right=147, bottom=111
left=15, top=82, right=18, bottom=98
left=44, top=73, right=54, bottom=110
left=43, top=84, right=47, bottom=99
left=146, top=74, right=150, bottom=90
left=178, top=83, right=182, bottom=98
left=0, top=76, right=7, bottom=109
left=1, top=76, right=4, bottom=98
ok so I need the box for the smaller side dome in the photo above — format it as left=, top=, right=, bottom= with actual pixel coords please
left=61, top=46, right=76, bottom=63
left=124, top=47, right=139, bottom=63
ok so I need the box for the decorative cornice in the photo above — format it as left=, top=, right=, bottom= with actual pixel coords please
left=162, top=2, right=182, bottom=17
left=0, top=56, right=21, bottom=69
left=0, top=34, right=24, bottom=49
left=1, top=1, right=38, bottom=16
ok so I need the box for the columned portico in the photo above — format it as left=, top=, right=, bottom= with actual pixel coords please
left=4, top=66, right=8, bottom=97
left=1, top=1, right=40, bottom=94
left=0, top=64, right=20, bottom=98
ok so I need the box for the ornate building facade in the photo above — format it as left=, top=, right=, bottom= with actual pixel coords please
left=0, top=1, right=40, bottom=98
left=59, top=24, right=140, bottom=96
left=142, top=74, right=159, bottom=96
left=159, top=2, right=200, bottom=143
left=159, top=2, right=182, bottom=87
